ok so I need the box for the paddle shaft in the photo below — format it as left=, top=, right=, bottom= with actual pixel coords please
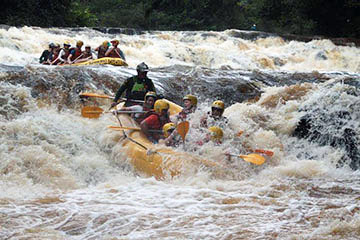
left=113, top=111, right=149, bottom=150
left=254, top=149, right=274, bottom=157
left=79, top=92, right=144, bottom=103
left=110, top=122, right=189, bottom=136
left=85, top=110, right=147, bottom=114
left=81, top=104, right=150, bottom=118
left=108, top=125, right=163, bottom=133
left=236, top=130, right=274, bottom=157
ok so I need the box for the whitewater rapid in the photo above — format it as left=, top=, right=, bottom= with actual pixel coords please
left=1, top=26, right=359, bottom=72
left=0, top=26, right=360, bottom=239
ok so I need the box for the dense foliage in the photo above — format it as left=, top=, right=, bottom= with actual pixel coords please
left=1, top=0, right=359, bottom=38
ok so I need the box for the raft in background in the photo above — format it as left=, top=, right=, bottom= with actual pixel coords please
left=72, top=57, right=128, bottom=67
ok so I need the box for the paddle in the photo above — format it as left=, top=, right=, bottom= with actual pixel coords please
left=108, top=125, right=141, bottom=131
left=79, top=92, right=144, bottom=103
left=81, top=106, right=147, bottom=118
left=177, top=121, right=190, bottom=142
left=108, top=125, right=162, bottom=133
left=81, top=106, right=105, bottom=118
left=236, top=130, right=274, bottom=157
left=254, top=149, right=274, bottom=157
left=71, top=53, right=84, bottom=64
left=108, top=123, right=190, bottom=135
left=79, top=92, right=114, bottom=99
left=112, top=110, right=150, bottom=151
left=229, top=153, right=266, bottom=165
left=110, top=121, right=190, bottom=140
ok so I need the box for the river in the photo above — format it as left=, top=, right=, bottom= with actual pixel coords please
left=0, top=26, right=360, bottom=240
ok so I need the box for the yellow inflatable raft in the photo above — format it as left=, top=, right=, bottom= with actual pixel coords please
left=72, top=57, right=128, bottom=67
left=113, top=100, right=219, bottom=179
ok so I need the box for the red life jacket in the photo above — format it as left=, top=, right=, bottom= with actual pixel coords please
left=144, top=112, right=170, bottom=141
left=69, top=47, right=82, bottom=61
left=107, top=47, right=121, bottom=58
left=134, top=109, right=154, bottom=125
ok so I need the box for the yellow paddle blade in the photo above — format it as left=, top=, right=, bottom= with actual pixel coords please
left=239, top=153, right=266, bottom=165
left=79, top=92, right=114, bottom=99
left=177, top=121, right=189, bottom=141
left=81, top=106, right=104, bottom=118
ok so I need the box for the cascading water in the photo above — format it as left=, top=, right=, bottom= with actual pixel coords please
left=0, top=26, right=360, bottom=240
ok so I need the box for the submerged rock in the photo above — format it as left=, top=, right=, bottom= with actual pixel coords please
left=293, top=110, right=360, bottom=170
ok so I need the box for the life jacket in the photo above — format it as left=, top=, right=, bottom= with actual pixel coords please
left=51, top=50, right=60, bottom=65
left=59, top=48, right=70, bottom=63
left=97, top=46, right=108, bottom=58
left=39, top=50, right=50, bottom=63
left=134, top=108, right=154, bottom=125
left=81, top=51, right=92, bottom=59
left=69, top=47, right=82, bottom=61
left=145, top=112, right=170, bottom=141
left=204, top=111, right=228, bottom=128
left=125, top=77, right=153, bottom=102
left=48, top=51, right=54, bottom=61
left=177, top=106, right=195, bottom=121
left=107, top=47, right=121, bottom=58
left=114, top=76, right=155, bottom=106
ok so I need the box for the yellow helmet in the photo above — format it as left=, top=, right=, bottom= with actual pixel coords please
left=144, top=91, right=157, bottom=101
left=212, top=100, right=225, bottom=111
left=102, top=40, right=109, bottom=47
left=208, top=126, right=223, bottom=141
left=163, top=123, right=176, bottom=138
left=183, top=94, right=197, bottom=106
left=154, top=99, right=169, bottom=113
left=63, top=41, right=71, bottom=47
left=76, top=40, right=84, bottom=47
left=111, top=39, right=119, bottom=45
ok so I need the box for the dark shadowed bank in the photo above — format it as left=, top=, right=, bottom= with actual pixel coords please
left=1, top=0, right=359, bottom=38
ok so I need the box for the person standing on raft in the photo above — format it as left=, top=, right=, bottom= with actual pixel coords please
left=111, top=62, right=156, bottom=107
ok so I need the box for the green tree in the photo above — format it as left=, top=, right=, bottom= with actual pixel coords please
left=0, top=0, right=358, bottom=38
left=66, top=0, right=98, bottom=27
left=1, top=0, right=72, bottom=27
